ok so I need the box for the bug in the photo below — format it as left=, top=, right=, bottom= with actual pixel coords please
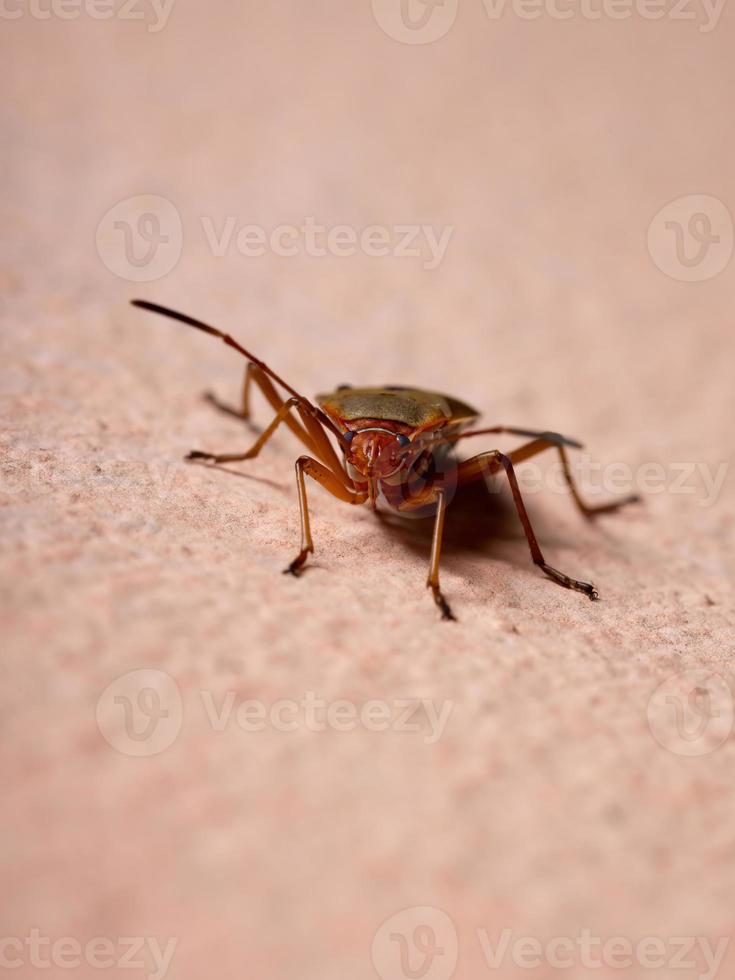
left=131, top=300, right=638, bottom=620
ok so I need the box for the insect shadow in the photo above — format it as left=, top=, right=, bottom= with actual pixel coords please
left=187, top=457, right=284, bottom=492
left=373, top=477, right=567, bottom=562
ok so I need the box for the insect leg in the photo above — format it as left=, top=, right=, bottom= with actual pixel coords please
left=434, top=425, right=583, bottom=450
left=203, top=362, right=257, bottom=420
left=442, top=428, right=638, bottom=518
left=426, top=489, right=455, bottom=621
left=132, top=299, right=353, bottom=470
left=509, top=437, right=639, bottom=517
left=458, top=449, right=599, bottom=599
left=189, top=368, right=349, bottom=474
left=293, top=402, right=348, bottom=477
left=187, top=396, right=319, bottom=464
left=389, top=471, right=457, bottom=620
left=197, top=363, right=318, bottom=453
left=285, top=456, right=366, bottom=576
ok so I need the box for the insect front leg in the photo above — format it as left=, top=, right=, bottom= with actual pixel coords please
left=392, top=469, right=457, bottom=621
left=458, top=449, right=599, bottom=600
left=285, top=456, right=366, bottom=575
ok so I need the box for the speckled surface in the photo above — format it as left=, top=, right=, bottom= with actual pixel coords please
left=2, top=4, right=735, bottom=979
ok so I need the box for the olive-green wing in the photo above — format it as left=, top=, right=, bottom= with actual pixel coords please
left=316, top=385, right=479, bottom=429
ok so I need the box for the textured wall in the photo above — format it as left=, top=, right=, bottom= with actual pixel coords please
left=2, top=3, right=734, bottom=979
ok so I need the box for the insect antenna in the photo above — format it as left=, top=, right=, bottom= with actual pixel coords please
left=130, top=299, right=308, bottom=403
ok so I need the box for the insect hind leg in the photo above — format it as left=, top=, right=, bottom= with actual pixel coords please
left=508, top=436, right=640, bottom=518
left=458, top=448, right=599, bottom=600
left=449, top=428, right=639, bottom=518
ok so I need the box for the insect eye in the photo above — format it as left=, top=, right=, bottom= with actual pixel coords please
left=396, top=434, right=410, bottom=448
left=343, top=431, right=355, bottom=443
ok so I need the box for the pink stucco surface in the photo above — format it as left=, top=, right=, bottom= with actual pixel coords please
left=2, top=4, right=734, bottom=979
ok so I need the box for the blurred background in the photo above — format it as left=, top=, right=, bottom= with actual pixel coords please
left=2, top=2, right=734, bottom=979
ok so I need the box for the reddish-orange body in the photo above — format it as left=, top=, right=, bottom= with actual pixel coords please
left=132, top=300, right=638, bottom=620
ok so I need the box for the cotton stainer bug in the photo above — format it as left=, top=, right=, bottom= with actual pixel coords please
left=131, top=300, right=639, bottom=621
